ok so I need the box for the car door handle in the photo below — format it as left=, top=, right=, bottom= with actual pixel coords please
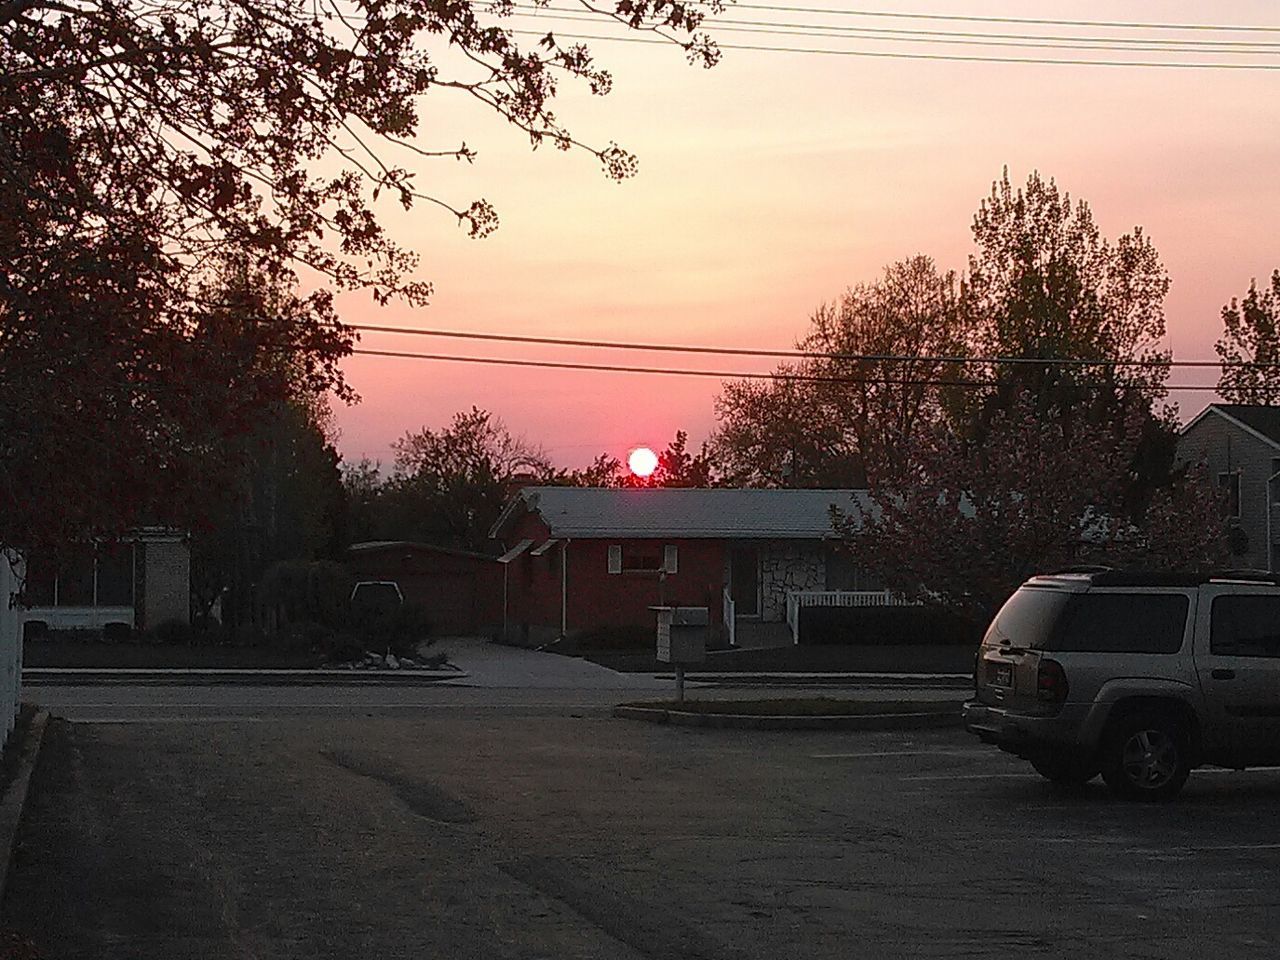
left=1212, top=668, right=1237, bottom=681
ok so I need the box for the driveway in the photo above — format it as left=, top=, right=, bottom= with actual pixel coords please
left=6, top=712, right=1280, bottom=958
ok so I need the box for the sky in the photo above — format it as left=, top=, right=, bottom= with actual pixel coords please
left=330, top=1, right=1280, bottom=471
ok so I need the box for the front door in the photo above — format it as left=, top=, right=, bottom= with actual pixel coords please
left=730, top=547, right=759, bottom=618
left=1197, top=588, right=1280, bottom=765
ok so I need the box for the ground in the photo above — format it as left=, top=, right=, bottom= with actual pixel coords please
left=6, top=680, right=1280, bottom=958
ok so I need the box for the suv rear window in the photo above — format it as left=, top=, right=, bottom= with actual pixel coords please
left=1049, top=593, right=1189, bottom=654
left=983, top=587, right=1071, bottom=649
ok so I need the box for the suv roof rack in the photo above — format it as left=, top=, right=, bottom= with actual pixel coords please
left=1036, top=568, right=1280, bottom=587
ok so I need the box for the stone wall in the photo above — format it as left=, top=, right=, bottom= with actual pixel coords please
left=759, top=542, right=825, bottom=622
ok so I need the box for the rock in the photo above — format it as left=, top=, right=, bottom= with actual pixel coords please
left=399, top=657, right=417, bottom=669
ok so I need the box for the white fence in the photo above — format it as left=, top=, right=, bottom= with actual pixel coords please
left=785, top=590, right=920, bottom=643
left=1, top=551, right=24, bottom=741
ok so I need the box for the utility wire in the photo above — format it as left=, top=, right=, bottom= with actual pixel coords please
left=716, top=4, right=1280, bottom=35
left=350, top=346, right=1223, bottom=390
left=511, top=6, right=1280, bottom=53
left=347, top=323, right=1270, bottom=370
left=508, top=27, right=1280, bottom=69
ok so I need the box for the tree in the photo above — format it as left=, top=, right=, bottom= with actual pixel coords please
left=965, top=168, right=1171, bottom=411
left=836, top=392, right=1227, bottom=622
left=1216, top=271, right=1280, bottom=404
left=619, top=430, right=716, bottom=488
left=386, top=408, right=555, bottom=550
left=713, top=256, right=966, bottom=486
left=3, top=0, right=721, bottom=551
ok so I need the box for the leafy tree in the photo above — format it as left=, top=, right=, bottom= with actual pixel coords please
left=965, top=168, right=1171, bottom=410
left=836, top=393, right=1226, bottom=622
left=561, top=454, right=625, bottom=488
left=3, top=0, right=720, bottom=552
left=713, top=256, right=965, bottom=486
left=617, top=430, right=717, bottom=488
left=1216, top=271, right=1280, bottom=404
left=713, top=369, right=850, bottom=487
left=385, top=408, right=555, bottom=550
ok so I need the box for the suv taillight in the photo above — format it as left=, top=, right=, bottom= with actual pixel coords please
left=1037, top=659, right=1069, bottom=704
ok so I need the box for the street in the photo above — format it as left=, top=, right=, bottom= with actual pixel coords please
left=5, top=681, right=1280, bottom=959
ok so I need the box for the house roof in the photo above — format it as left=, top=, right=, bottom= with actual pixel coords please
left=1183, top=403, right=1280, bottom=450
left=346, top=540, right=498, bottom=562
left=490, top=487, right=873, bottom=540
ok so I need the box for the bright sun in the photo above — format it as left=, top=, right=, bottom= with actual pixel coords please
left=628, top=446, right=659, bottom=478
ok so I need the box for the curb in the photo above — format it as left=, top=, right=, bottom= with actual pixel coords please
left=613, top=704, right=963, bottom=731
left=22, top=668, right=466, bottom=686
left=651, top=672, right=973, bottom=689
left=0, top=709, right=49, bottom=904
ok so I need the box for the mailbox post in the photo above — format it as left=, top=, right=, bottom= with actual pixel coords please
left=652, top=605, right=707, bottom=703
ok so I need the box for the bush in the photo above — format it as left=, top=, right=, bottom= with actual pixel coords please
left=146, top=619, right=194, bottom=645
left=259, top=560, right=354, bottom=633
left=350, top=601, right=434, bottom=659
left=101, top=622, right=133, bottom=644
left=798, top=605, right=982, bottom=646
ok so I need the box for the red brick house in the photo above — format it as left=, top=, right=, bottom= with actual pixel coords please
left=345, top=541, right=504, bottom=635
left=489, top=487, right=876, bottom=646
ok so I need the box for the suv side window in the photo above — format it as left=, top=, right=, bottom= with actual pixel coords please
left=1050, top=593, right=1189, bottom=654
left=1211, top=595, right=1280, bottom=658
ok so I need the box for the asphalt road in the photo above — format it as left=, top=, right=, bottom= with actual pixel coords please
left=5, top=706, right=1280, bottom=959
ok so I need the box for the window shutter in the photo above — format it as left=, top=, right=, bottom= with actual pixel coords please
left=607, top=545, right=622, bottom=574
left=663, top=545, right=678, bottom=574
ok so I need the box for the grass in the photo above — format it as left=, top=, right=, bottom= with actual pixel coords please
left=618, top=698, right=961, bottom=717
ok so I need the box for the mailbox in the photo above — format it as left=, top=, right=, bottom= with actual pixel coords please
left=653, top=606, right=708, bottom=664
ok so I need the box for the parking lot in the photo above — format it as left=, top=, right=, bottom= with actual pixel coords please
left=6, top=709, right=1280, bottom=959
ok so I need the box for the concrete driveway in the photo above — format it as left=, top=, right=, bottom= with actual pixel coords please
left=434, top=637, right=673, bottom=690
left=6, top=710, right=1280, bottom=959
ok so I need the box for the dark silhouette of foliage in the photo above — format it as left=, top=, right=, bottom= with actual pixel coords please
left=1216, top=271, right=1280, bottom=404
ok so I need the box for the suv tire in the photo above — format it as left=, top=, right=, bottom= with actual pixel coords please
left=1030, top=751, right=1097, bottom=786
left=1099, top=711, right=1191, bottom=802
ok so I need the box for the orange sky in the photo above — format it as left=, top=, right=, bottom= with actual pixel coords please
left=331, top=1, right=1280, bottom=471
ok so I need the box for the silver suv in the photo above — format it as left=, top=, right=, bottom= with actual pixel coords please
left=963, top=568, right=1280, bottom=801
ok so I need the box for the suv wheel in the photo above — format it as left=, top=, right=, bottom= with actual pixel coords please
left=1099, top=713, right=1191, bottom=802
left=1030, top=751, right=1097, bottom=786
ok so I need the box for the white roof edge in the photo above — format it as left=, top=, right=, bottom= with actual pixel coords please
left=497, top=538, right=534, bottom=564
left=1183, top=404, right=1280, bottom=452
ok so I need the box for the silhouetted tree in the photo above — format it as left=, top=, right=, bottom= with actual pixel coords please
left=3, top=0, right=721, bottom=551
left=1216, top=271, right=1280, bottom=404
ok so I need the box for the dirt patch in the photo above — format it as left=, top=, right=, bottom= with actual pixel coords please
left=323, top=750, right=477, bottom=824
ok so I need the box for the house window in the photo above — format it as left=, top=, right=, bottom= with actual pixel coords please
left=21, top=543, right=136, bottom=607
left=1219, top=471, right=1241, bottom=519
left=607, top=544, right=677, bottom=573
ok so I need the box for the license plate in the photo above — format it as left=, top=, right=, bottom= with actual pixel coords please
left=990, top=663, right=1013, bottom=687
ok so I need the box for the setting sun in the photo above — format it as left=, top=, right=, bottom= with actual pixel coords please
left=627, top=446, right=658, bottom=478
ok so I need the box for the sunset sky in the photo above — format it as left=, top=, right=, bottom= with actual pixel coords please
left=331, top=1, right=1280, bottom=471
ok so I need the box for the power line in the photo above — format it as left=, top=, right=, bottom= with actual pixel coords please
left=349, top=346, right=1224, bottom=390
left=511, top=7, right=1280, bottom=53
left=348, top=323, right=1264, bottom=370
left=719, top=4, right=1280, bottom=35
left=508, top=27, right=1280, bottom=69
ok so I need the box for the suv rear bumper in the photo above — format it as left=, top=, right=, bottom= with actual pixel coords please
left=963, top=700, right=1101, bottom=757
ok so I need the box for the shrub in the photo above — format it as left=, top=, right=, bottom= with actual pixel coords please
left=146, top=619, right=194, bottom=645
left=259, top=560, right=354, bottom=634
left=101, top=622, right=133, bottom=644
left=798, top=605, right=982, bottom=646
left=350, top=601, right=434, bottom=659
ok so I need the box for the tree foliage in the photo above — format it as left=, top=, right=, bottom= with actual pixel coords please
left=377, top=407, right=555, bottom=550
left=2, top=0, right=720, bottom=551
left=1216, top=270, right=1280, bottom=405
left=714, top=256, right=966, bottom=486
left=965, top=169, right=1171, bottom=416
left=836, top=393, right=1226, bottom=621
